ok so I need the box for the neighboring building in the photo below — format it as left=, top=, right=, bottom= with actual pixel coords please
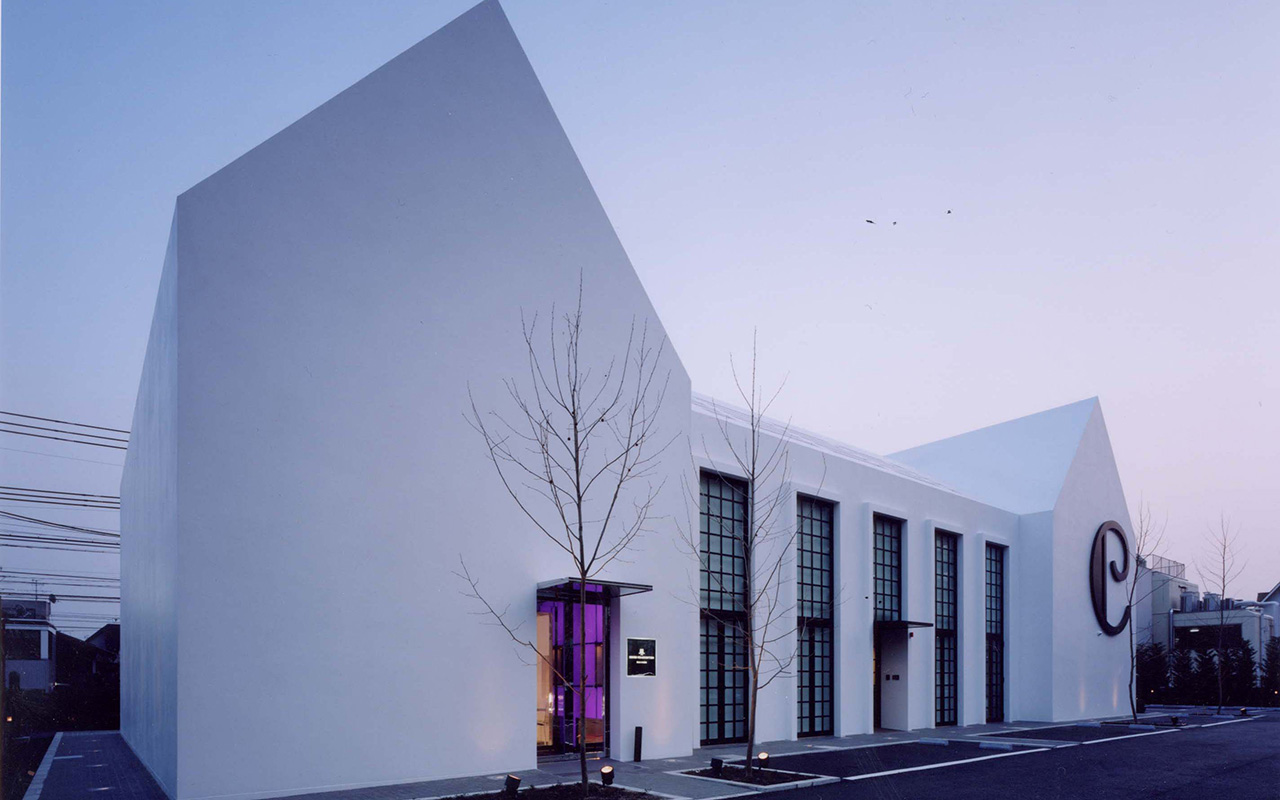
left=1259, top=581, right=1280, bottom=605
left=1170, top=593, right=1276, bottom=666
left=1135, top=555, right=1199, bottom=652
left=1135, top=557, right=1278, bottom=670
left=86, top=622, right=121, bottom=659
left=120, top=3, right=1138, bottom=799
left=2, top=598, right=56, bottom=693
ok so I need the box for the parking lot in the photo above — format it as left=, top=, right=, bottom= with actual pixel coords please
left=759, top=712, right=1278, bottom=800
left=25, top=711, right=1277, bottom=800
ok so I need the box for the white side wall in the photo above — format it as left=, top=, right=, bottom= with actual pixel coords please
left=1013, top=511, right=1054, bottom=721
left=691, top=409, right=1021, bottom=742
left=1050, top=404, right=1133, bottom=720
left=120, top=216, right=180, bottom=797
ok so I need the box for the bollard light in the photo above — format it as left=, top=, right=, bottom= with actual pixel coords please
left=600, top=766, right=614, bottom=786
left=504, top=775, right=521, bottom=796
left=709, top=758, right=724, bottom=778
left=1240, top=707, right=1249, bottom=716
left=757, top=752, right=769, bottom=770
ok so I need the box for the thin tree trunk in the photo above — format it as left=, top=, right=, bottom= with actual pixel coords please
left=579, top=578, right=588, bottom=794
left=744, top=674, right=759, bottom=779
left=1217, top=603, right=1225, bottom=714
left=1129, top=611, right=1137, bottom=721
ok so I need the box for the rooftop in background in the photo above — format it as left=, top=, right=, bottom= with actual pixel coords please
left=2, top=597, right=51, bottom=621
left=1144, top=554, right=1186, bottom=579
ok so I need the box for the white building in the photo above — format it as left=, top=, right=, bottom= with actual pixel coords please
left=120, top=3, right=1138, bottom=799
left=2, top=598, right=57, bottom=692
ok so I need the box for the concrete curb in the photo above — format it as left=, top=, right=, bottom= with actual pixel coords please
left=665, top=769, right=841, bottom=794
left=21, top=731, right=63, bottom=800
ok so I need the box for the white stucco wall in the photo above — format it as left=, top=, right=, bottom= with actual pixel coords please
left=122, top=3, right=695, bottom=798
left=1050, top=403, right=1133, bottom=720
left=690, top=401, right=1023, bottom=742
left=120, top=215, right=181, bottom=798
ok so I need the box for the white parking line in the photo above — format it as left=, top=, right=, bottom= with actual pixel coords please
left=1198, top=717, right=1260, bottom=728
left=842, top=747, right=1051, bottom=782
left=1079, top=728, right=1180, bottom=746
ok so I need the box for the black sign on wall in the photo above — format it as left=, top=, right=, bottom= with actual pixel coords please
left=627, top=638, right=656, bottom=676
left=1089, top=520, right=1131, bottom=636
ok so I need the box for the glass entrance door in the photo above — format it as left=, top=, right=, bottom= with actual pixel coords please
left=536, top=584, right=609, bottom=758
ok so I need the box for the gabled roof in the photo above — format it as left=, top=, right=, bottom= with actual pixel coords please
left=1261, top=581, right=1280, bottom=604
left=888, top=398, right=1099, bottom=515
left=692, top=393, right=981, bottom=503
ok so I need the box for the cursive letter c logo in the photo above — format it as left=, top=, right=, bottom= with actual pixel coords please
left=1090, top=520, right=1130, bottom=636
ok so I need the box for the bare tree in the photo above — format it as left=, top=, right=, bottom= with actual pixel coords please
left=1195, top=515, right=1244, bottom=715
left=456, top=280, right=671, bottom=796
left=679, top=336, right=825, bottom=779
left=1126, top=501, right=1166, bottom=720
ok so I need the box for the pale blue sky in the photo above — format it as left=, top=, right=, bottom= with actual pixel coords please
left=3, top=0, right=1277, bottom=619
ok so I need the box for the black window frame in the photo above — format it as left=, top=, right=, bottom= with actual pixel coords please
left=796, top=495, right=834, bottom=737
left=699, top=471, right=750, bottom=745
left=985, top=542, right=1006, bottom=723
left=873, top=514, right=903, bottom=622
left=934, top=531, right=959, bottom=726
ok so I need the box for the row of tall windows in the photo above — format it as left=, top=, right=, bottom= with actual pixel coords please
left=986, top=543, right=1006, bottom=723
left=697, top=471, right=1007, bottom=741
left=934, top=531, right=959, bottom=726
left=796, top=496, right=835, bottom=737
left=699, top=472, right=750, bottom=744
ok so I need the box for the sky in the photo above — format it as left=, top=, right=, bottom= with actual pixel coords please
left=2, top=0, right=1277, bottom=629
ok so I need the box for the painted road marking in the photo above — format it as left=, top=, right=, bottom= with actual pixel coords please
left=1199, top=717, right=1260, bottom=728
left=842, top=747, right=1052, bottom=782
left=1079, top=728, right=1180, bottom=745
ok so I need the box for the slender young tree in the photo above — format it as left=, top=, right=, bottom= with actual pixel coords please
left=1195, top=515, right=1244, bottom=714
left=456, top=280, right=671, bottom=796
left=679, top=336, right=825, bottom=780
left=1125, top=502, right=1166, bottom=720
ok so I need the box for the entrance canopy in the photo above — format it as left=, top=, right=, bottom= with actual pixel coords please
left=536, top=578, right=654, bottom=601
left=874, top=619, right=934, bottom=631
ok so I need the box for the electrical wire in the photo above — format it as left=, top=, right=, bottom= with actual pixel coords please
left=0, top=410, right=129, bottom=435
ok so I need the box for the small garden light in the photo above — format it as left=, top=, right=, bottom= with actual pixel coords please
left=756, top=752, right=769, bottom=769
left=504, top=775, right=521, bottom=796
left=709, top=758, right=724, bottom=778
left=600, top=766, right=614, bottom=786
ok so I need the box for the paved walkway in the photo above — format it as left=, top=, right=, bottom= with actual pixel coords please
left=23, top=714, right=1192, bottom=800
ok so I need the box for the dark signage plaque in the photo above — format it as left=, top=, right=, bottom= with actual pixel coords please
left=627, top=638, right=656, bottom=676
left=1089, top=520, right=1131, bottom=636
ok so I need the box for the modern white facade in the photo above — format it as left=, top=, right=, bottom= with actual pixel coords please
left=120, top=3, right=1138, bottom=799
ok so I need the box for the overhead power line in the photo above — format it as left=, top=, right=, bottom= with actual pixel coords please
left=0, top=510, right=120, bottom=537
left=0, top=485, right=120, bottom=500
left=0, top=427, right=128, bottom=451
left=0, top=569, right=118, bottom=581
left=0, top=446, right=124, bottom=468
left=0, top=419, right=128, bottom=443
left=0, top=495, right=120, bottom=510
left=0, top=411, right=130, bottom=435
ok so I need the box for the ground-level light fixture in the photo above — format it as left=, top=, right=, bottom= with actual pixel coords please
left=504, top=775, right=521, bottom=796
left=756, top=752, right=770, bottom=769
left=709, top=758, right=724, bottom=778
left=600, top=766, right=614, bottom=786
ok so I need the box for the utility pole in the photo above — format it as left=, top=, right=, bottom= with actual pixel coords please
left=2, top=588, right=7, bottom=800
